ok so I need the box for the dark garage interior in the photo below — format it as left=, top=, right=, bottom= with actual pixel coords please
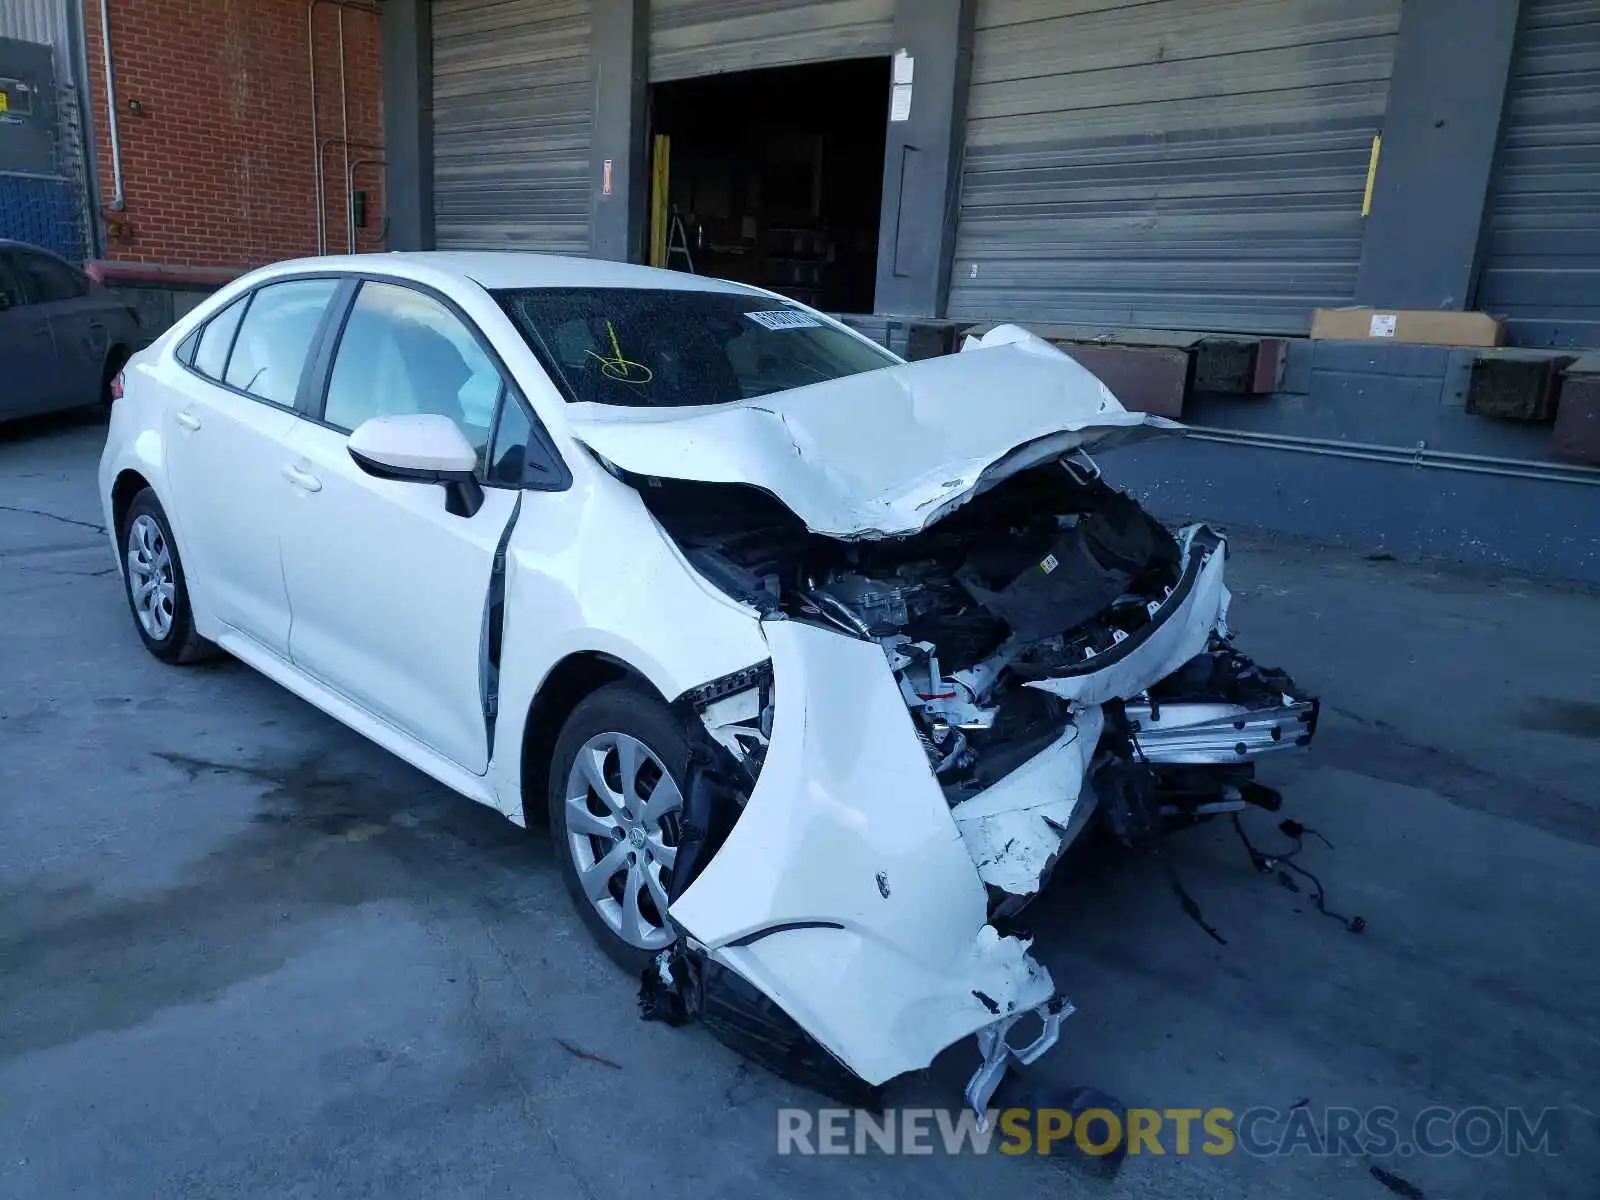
left=649, top=58, right=890, bottom=314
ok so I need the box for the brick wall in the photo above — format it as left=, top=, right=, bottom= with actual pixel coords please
left=82, top=0, right=384, bottom=270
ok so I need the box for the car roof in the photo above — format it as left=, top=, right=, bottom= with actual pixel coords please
left=254, top=250, right=765, bottom=297
left=0, top=241, right=84, bottom=271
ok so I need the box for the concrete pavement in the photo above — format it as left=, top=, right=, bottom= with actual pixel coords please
left=2, top=409, right=1597, bottom=1199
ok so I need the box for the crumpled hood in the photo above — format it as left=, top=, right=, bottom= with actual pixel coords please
left=564, top=325, right=1183, bottom=539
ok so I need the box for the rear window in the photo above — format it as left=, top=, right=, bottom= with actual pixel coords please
left=224, top=278, right=339, bottom=405
left=494, top=287, right=896, bottom=408
left=191, top=295, right=247, bottom=379
left=15, top=250, right=89, bottom=303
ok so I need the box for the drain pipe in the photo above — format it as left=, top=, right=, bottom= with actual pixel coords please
left=309, top=0, right=379, bottom=255
left=338, top=3, right=350, bottom=254
left=97, top=0, right=125, bottom=211
left=309, top=0, right=325, bottom=253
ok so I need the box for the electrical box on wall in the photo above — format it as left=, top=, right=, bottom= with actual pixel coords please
left=0, top=76, right=35, bottom=118
left=0, top=37, right=60, bottom=176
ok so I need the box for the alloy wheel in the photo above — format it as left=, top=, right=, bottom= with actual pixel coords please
left=126, top=514, right=176, bottom=641
left=563, top=731, right=683, bottom=950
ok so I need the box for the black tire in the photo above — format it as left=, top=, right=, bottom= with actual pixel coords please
left=548, top=681, right=691, bottom=975
left=118, top=488, right=214, bottom=664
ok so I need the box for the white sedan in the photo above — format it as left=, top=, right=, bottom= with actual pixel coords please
left=100, top=253, right=1317, bottom=1115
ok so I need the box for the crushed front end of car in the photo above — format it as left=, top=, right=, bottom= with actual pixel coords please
left=572, top=325, right=1321, bottom=1118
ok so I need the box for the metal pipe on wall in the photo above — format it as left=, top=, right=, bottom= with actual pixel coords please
left=308, top=0, right=321, bottom=252
left=1182, top=426, right=1600, bottom=489
left=97, top=0, right=125, bottom=211
left=66, top=0, right=107, bottom=256
left=321, top=134, right=383, bottom=251
left=308, top=0, right=378, bottom=255
left=347, top=156, right=387, bottom=254
left=337, top=4, right=349, bottom=255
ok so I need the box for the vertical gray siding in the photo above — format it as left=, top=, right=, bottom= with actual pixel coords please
left=1479, top=0, right=1600, bottom=349
left=948, top=0, right=1403, bottom=334
left=432, top=0, right=594, bottom=253
left=0, top=0, right=72, bottom=81
left=647, top=0, right=893, bottom=82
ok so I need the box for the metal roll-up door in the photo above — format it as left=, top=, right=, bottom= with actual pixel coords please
left=648, top=0, right=893, bottom=82
left=949, top=0, right=1403, bottom=334
left=1479, top=0, right=1600, bottom=349
left=432, top=0, right=593, bottom=253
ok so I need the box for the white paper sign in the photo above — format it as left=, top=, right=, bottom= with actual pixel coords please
left=746, top=309, right=824, bottom=331
left=1370, top=313, right=1398, bottom=338
left=890, top=82, right=913, bottom=122
left=893, top=50, right=915, bottom=84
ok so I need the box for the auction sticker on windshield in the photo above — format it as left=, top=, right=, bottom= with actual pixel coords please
left=746, top=309, right=826, bottom=331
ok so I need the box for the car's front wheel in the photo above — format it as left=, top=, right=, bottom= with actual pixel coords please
left=119, top=488, right=212, bottom=664
left=548, top=682, right=689, bottom=973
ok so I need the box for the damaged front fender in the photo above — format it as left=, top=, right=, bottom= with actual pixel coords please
left=668, top=618, right=1059, bottom=1087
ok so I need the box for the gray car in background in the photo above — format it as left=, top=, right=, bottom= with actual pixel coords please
left=0, top=240, right=144, bottom=422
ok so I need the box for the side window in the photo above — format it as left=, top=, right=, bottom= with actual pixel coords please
left=322, top=281, right=504, bottom=468
left=15, top=252, right=89, bottom=303
left=191, top=295, right=248, bottom=380
left=487, top=396, right=531, bottom=485
left=225, top=278, right=339, bottom=404
left=486, top=393, right=568, bottom=489
left=0, top=257, right=26, bottom=309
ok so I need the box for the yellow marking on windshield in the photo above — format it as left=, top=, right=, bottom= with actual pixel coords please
left=586, top=319, right=654, bottom=385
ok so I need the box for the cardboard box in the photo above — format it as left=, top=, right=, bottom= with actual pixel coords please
left=1310, top=308, right=1505, bottom=348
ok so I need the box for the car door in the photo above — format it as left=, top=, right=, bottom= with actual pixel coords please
left=0, top=254, right=59, bottom=419
left=277, top=278, right=525, bottom=774
left=11, top=248, right=106, bottom=407
left=160, top=277, right=342, bottom=658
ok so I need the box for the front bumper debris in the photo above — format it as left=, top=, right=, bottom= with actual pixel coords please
left=948, top=706, right=1103, bottom=896
left=1123, top=697, right=1319, bottom=763
left=964, top=993, right=1076, bottom=1123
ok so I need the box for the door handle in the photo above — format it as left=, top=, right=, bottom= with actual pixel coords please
left=174, top=410, right=201, bottom=430
left=282, top=464, right=322, bottom=492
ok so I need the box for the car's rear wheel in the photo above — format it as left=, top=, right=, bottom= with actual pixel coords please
left=120, top=489, right=212, bottom=664
left=548, top=682, right=689, bottom=974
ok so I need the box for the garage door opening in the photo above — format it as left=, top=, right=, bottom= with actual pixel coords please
left=648, top=58, right=889, bottom=314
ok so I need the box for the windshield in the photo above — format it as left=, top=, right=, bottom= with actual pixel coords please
left=494, top=287, right=898, bottom=408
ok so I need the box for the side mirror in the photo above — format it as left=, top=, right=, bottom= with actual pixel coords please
left=347, top=414, right=485, bottom=517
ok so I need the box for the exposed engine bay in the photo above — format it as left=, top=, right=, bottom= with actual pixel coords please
left=640, top=448, right=1316, bottom=890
